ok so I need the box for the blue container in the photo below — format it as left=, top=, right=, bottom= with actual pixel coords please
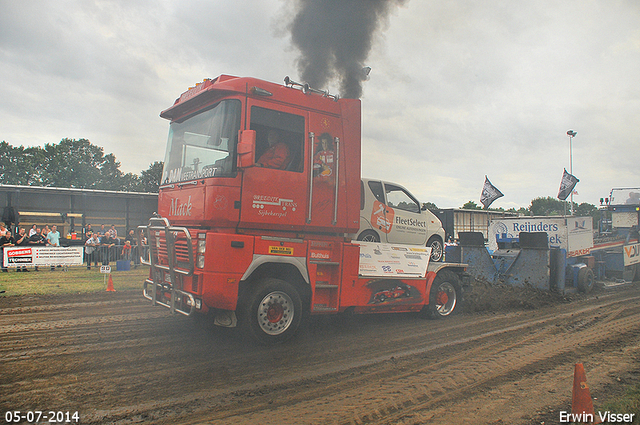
left=116, top=260, right=131, bottom=271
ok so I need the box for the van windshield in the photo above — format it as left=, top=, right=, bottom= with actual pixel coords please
left=161, top=99, right=241, bottom=184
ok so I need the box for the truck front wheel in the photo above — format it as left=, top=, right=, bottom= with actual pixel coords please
left=240, top=278, right=302, bottom=344
left=426, top=270, right=460, bottom=318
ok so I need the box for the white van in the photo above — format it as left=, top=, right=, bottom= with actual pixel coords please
left=356, top=178, right=446, bottom=262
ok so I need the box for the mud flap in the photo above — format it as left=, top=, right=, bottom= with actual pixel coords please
left=214, top=310, right=238, bottom=328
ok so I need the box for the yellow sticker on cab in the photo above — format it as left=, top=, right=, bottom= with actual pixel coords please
left=269, top=246, right=294, bottom=256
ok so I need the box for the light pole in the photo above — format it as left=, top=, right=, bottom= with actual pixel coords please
left=567, top=129, right=577, bottom=215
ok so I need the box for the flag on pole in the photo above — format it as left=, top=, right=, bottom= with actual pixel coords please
left=480, top=176, right=504, bottom=209
left=557, top=169, right=579, bottom=200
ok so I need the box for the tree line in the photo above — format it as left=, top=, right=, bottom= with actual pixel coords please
left=426, top=198, right=602, bottom=227
left=1, top=138, right=603, bottom=222
left=458, top=198, right=597, bottom=216
left=0, top=139, right=163, bottom=192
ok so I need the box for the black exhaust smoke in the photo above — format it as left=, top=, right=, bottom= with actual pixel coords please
left=289, top=0, right=407, bottom=99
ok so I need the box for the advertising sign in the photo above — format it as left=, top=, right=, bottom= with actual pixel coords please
left=612, top=212, right=638, bottom=228
left=623, top=243, right=640, bottom=266
left=488, top=216, right=593, bottom=258
left=3, top=246, right=84, bottom=267
left=566, top=216, right=594, bottom=257
left=356, top=242, right=431, bottom=277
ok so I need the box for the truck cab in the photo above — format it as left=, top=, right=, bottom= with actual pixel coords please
left=140, top=75, right=467, bottom=344
left=356, top=178, right=446, bottom=262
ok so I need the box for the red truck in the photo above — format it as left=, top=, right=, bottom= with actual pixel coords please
left=139, top=75, right=469, bottom=343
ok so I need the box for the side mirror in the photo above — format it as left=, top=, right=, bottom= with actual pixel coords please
left=237, top=130, right=256, bottom=168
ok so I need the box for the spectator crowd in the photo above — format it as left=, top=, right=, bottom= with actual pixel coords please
left=0, top=223, right=146, bottom=272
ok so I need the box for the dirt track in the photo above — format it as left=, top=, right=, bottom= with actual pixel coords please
left=2, top=282, right=640, bottom=425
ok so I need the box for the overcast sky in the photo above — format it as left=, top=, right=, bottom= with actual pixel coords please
left=1, top=0, right=638, bottom=209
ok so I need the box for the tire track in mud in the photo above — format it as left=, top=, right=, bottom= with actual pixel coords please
left=2, top=287, right=640, bottom=425
left=177, top=299, right=640, bottom=425
left=89, top=290, right=640, bottom=425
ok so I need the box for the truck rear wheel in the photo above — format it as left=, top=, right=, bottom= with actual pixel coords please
left=427, top=270, right=460, bottom=318
left=240, top=278, right=302, bottom=344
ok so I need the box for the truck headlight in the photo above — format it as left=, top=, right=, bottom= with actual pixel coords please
left=197, top=234, right=206, bottom=268
left=197, top=239, right=206, bottom=254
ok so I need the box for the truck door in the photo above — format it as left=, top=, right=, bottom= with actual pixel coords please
left=239, top=103, right=308, bottom=231
left=383, top=183, right=428, bottom=245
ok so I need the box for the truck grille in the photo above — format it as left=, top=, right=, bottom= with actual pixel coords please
left=139, top=217, right=195, bottom=278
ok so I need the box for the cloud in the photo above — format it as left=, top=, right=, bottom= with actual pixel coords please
left=0, top=0, right=638, bottom=209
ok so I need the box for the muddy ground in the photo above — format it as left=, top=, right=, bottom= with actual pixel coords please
left=2, top=279, right=640, bottom=424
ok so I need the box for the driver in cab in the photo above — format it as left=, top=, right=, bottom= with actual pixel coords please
left=256, top=130, right=290, bottom=170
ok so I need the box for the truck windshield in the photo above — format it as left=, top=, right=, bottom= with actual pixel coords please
left=610, top=188, right=640, bottom=206
left=161, top=99, right=241, bottom=184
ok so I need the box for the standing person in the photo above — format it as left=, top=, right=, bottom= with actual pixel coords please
left=29, top=227, right=46, bottom=271
left=84, top=224, right=93, bottom=240
left=136, top=229, right=147, bottom=268
left=29, top=227, right=45, bottom=245
left=0, top=223, right=14, bottom=272
left=124, top=229, right=135, bottom=265
left=14, top=227, right=30, bottom=272
left=121, top=240, right=132, bottom=262
left=124, top=229, right=135, bottom=244
left=84, top=233, right=101, bottom=270
left=108, top=224, right=118, bottom=241
left=100, top=232, right=116, bottom=265
left=46, top=225, right=60, bottom=247
left=46, top=225, right=61, bottom=271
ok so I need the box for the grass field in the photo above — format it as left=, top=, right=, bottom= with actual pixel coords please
left=0, top=265, right=150, bottom=296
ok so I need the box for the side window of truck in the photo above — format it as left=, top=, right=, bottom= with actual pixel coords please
left=250, top=106, right=305, bottom=172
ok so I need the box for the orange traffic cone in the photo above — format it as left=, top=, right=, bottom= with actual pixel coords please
left=106, top=274, right=116, bottom=292
left=572, top=363, right=601, bottom=424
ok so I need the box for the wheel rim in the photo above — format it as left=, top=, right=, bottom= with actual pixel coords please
left=434, top=282, right=456, bottom=316
left=257, top=291, right=295, bottom=335
left=430, top=240, right=443, bottom=261
left=361, top=233, right=378, bottom=242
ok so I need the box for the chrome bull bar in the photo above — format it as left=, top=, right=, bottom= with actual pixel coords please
left=138, top=217, right=196, bottom=316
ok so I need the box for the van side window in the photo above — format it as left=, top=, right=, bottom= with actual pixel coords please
left=367, top=181, right=385, bottom=204
left=385, top=184, right=420, bottom=213
left=250, top=106, right=304, bottom=172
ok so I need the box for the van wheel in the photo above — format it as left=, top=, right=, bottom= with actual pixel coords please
left=357, top=230, right=380, bottom=242
left=240, top=278, right=302, bottom=344
left=426, top=270, right=460, bottom=318
left=427, top=236, right=444, bottom=262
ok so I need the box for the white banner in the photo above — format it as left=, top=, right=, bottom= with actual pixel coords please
left=3, top=246, right=84, bottom=267
left=488, top=216, right=593, bottom=257
left=356, top=242, right=431, bottom=277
